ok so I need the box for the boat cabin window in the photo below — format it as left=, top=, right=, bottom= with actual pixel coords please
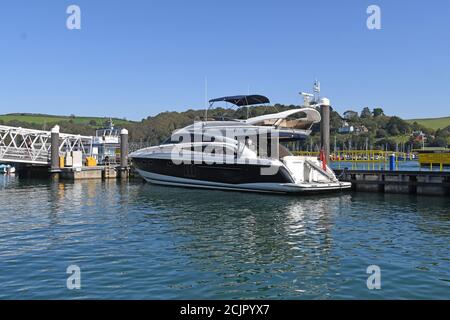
left=161, top=136, right=182, bottom=145
left=253, top=140, right=292, bottom=159
left=162, top=134, right=218, bottom=145
left=177, top=144, right=237, bottom=158
left=251, top=119, right=279, bottom=127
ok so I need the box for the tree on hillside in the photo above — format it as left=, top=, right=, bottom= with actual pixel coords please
left=387, top=116, right=410, bottom=135
left=435, top=127, right=450, bottom=138
left=377, top=138, right=397, bottom=150
left=343, top=110, right=359, bottom=119
left=373, top=108, right=385, bottom=117
left=330, top=110, right=344, bottom=133
left=361, top=107, right=372, bottom=118
left=430, top=127, right=450, bottom=147
left=429, top=136, right=448, bottom=148
left=376, top=128, right=388, bottom=138
left=389, top=124, right=400, bottom=136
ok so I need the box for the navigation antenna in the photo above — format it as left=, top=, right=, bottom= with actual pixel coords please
left=313, top=79, right=321, bottom=103
left=299, top=79, right=321, bottom=107
left=204, top=77, right=207, bottom=121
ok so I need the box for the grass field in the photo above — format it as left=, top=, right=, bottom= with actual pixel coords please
left=0, top=113, right=133, bottom=126
left=406, top=116, right=450, bottom=130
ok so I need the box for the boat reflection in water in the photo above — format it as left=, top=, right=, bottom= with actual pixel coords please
left=134, top=184, right=352, bottom=298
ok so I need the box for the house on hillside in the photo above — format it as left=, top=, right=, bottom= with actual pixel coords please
left=338, top=122, right=354, bottom=134
left=412, top=131, right=427, bottom=142
left=338, top=123, right=369, bottom=134
left=356, top=125, right=369, bottom=133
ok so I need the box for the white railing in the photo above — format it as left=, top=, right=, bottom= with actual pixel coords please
left=0, top=125, right=93, bottom=165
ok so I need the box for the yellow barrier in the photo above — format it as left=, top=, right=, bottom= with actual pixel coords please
left=293, top=150, right=411, bottom=170
left=294, top=151, right=320, bottom=157
left=85, top=157, right=97, bottom=167
left=293, top=149, right=450, bottom=171
left=294, top=150, right=409, bottom=162
left=418, top=152, right=450, bottom=168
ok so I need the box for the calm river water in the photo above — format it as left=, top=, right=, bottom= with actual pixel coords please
left=0, top=175, right=449, bottom=299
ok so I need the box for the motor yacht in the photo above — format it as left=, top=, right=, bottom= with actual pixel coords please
left=130, top=95, right=351, bottom=194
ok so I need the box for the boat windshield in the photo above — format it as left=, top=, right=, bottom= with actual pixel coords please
left=279, top=144, right=293, bottom=158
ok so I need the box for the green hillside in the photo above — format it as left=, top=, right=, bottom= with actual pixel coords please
left=1, top=109, right=449, bottom=149
left=0, top=113, right=132, bottom=127
left=406, top=116, right=450, bottom=130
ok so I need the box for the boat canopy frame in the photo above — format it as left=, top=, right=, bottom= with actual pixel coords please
left=209, top=95, right=270, bottom=107
left=205, top=94, right=271, bottom=121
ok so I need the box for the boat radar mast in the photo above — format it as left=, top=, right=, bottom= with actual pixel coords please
left=300, top=79, right=321, bottom=107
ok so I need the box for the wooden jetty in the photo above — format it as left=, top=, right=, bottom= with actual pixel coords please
left=334, top=169, right=450, bottom=196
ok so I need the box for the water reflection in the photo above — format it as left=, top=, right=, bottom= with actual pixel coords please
left=0, top=175, right=449, bottom=299
left=133, top=185, right=354, bottom=298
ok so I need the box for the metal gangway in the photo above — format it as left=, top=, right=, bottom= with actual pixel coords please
left=0, top=125, right=93, bottom=165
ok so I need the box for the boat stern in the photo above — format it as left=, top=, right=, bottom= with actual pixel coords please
left=281, top=155, right=351, bottom=193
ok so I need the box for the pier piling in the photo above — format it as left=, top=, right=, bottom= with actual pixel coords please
left=120, top=128, right=129, bottom=179
left=320, top=98, right=331, bottom=161
left=50, top=125, right=60, bottom=177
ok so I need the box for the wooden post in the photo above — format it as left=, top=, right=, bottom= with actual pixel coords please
left=120, top=128, right=129, bottom=179
left=50, top=125, right=60, bottom=179
left=320, top=98, right=330, bottom=162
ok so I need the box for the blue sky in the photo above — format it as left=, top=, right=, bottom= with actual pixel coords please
left=0, top=0, right=449, bottom=120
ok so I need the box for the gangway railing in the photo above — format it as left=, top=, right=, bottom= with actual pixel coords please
left=0, top=125, right=93, bottom=165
